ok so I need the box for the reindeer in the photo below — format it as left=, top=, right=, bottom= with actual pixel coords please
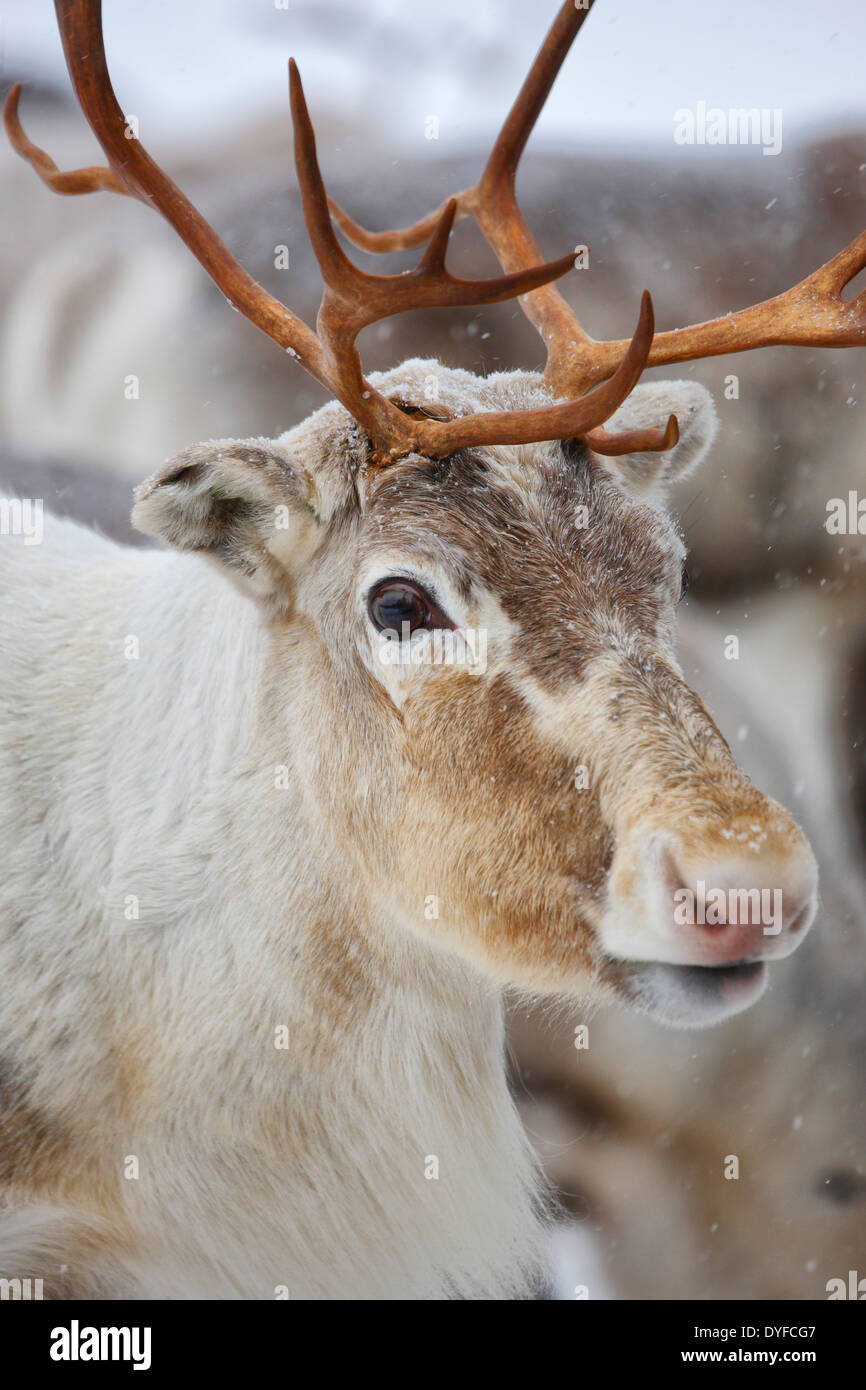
left=1, top=0, right=864, bottom=1299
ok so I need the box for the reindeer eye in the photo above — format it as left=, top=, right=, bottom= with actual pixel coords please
left=367, top=578, right=452, bottom=635
left=679, top=564, right=690, bottom=602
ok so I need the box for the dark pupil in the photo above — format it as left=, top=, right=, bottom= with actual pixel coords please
left=373, top=585, right=428, bottom=634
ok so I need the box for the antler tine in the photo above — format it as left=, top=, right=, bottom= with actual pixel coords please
left=323, top=1, right=676, bottom=456
left=386, top=288, right=660, bottom=458
left=5, top=1, right=326, bottom=383
left=288, top=57, right=606, bottom=459
left=583, top=414, right=680, bottom=457
left=289, top=61, right=577, bottom=327
left=327, top=1, right=599, bottom=382
left=471, top=1, right=598, bottom=388
left=4, top=83, right=129, bottom=197
left=416, top=199, right=459, bottom=273
left=326, top=194, right=461, bottom=255
left=584, top=229, right=866, bottom=383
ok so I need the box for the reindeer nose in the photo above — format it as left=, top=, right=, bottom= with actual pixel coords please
left=655, top=838, right=817, bottom=967
left=600, top=812, right=818, bottom=974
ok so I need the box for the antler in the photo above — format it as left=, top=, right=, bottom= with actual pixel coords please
left=11, top=1, right=864, bottom=466
left=3, top=0, right=660, bottom=465
left=575, top=232, right=866, bottom=384
left=331, top=0, right=866, bottom=446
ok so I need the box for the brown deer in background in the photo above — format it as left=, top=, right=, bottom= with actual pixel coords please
left=0, top=0, right=863, bottom=1297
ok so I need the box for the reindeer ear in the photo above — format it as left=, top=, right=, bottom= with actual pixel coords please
left=132, top=438, right=321, bottom=613
left=593, top=381, right=718, bottom=501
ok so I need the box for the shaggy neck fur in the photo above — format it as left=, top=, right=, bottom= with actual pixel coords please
left=0, top=522, right=545, bottom=1299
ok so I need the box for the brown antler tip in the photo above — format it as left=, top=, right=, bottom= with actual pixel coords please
left=3, top=76, right=130, bottom=198
left=288, top=59, right=319, bottom=171
left=288, top=59, right=306, bottom=120
left=418, top=198, right=458, bottom=272
left=581, top=410, right=680, bottom=458
left=288, top=58, right=303, bottom=99
left=3, top=82, right=25, bottom=145
left=639, top=289, right=654, bottom=335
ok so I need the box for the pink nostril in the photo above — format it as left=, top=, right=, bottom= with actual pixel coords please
left=599, top=832, right=817, bottom=972
left=658, top=844, right=816, bottom=965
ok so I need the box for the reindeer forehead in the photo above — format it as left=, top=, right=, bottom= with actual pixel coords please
left=358, top=436, right=683, bottom=670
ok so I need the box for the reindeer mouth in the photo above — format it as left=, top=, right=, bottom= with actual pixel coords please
left=617, top=958, right=769, bottom=1028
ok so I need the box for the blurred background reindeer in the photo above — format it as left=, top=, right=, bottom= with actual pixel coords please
left=1, top=0, right=864, bottom=1297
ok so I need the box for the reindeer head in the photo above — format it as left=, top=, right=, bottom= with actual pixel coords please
left=129, top=359, right=814, bottom=1027
left=10, top=0, right=865, bottom=1024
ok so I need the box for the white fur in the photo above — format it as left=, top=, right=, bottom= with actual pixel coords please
left=0, top=506, right=547, bottom=1298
